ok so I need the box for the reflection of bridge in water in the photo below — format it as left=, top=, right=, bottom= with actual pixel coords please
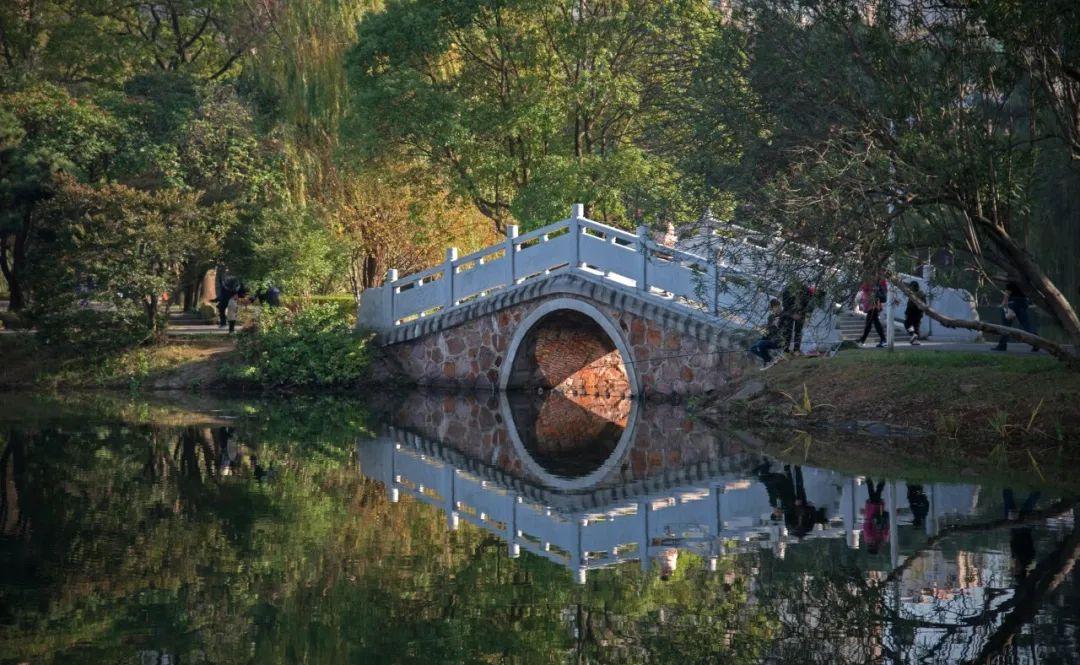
left=358, top=392, right=984, bottom=584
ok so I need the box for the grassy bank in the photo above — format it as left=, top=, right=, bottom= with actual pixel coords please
left=0, top=304, right=384, bottom=392
left=0, top=334, right=236, bottom=391
left=705, top=350, right=1080, bottom=444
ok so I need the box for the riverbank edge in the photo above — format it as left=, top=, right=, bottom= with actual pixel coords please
left=4, top=338, right=1080, bottom=441
left=696, top=351, right=1080, bottom=447
left=3, top=386, right=1079, bottom=493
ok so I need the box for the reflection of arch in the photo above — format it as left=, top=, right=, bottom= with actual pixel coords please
left=499, top=298, right=641, bottom=396
left=499, top=390, right=640, bottom=491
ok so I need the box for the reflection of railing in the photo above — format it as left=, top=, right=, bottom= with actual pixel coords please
left=358, top=426, right=983, bottom=584
left=359, top=205, right=776, bottom=333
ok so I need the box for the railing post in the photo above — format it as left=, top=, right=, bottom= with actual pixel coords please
left=383, top=268, right=398, bottom=327
left=636, top=224, right=648, bottom=292
left=571, top=204, right=584, bottom=270
left=505, top=225, right=519, bottom=285
left=445, top=247, right=458, bottom=307
left=708, top=262, right=719, bottom=316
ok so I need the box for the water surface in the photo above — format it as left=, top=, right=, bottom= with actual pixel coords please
left=1, top=391, right=1077, bottom=664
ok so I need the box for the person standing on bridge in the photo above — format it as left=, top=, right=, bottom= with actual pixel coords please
left=858, top=278, right=888, bottom=348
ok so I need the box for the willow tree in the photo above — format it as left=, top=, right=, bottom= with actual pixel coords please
left=705, top=0, right=1080, bottom=363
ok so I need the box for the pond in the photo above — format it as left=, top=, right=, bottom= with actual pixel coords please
left=0, top=391, right=1077, bottom=664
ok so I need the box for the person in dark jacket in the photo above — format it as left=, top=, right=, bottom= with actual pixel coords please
left=265, top=285, right=282, bottom=307
left=781, top=281, right=815, bottom=354
left=904, top=281, right=924, bottom=345
left=755, top=462, right=825, bottom=539
left=214, top=273, right=240, bottom=328
left=750, top=299, right=785, bottom=367
left=993, top=281, right=1038, bottom=352
left=858, top=278, right=888, bottom=348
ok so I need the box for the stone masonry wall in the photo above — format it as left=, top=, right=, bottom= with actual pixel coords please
left=385, top=292, right=752, bottom=398
left=509, top=311, right=629, bottom=396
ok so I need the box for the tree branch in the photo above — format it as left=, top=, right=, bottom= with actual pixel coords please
left=890, top=273, right=1078, bottom=366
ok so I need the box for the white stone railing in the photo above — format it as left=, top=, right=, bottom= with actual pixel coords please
left=359, top=429, right=982, bottom=582
left=360, top=204, right=771, bottom=332
left=680, top=222, right=980, bottom=341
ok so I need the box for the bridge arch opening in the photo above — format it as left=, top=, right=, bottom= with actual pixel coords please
left=499, top=391, right=640, bottom=491
left=499, top=299, right=639, bottom=397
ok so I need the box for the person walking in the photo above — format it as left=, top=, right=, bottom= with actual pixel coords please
left=858, top=278, right=888, bottom=348
left=993, top=280, right=1038, bottom=352
left=226, top=294, right=240, bottom=334
left=215, top=271, right=237, bottom=328
left=904, top=281, right=924, bottom=345
left=750, top=299, right=785, bottom=369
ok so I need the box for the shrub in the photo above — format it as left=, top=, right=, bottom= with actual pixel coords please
left=196, top=304, right=218, bottom=322
left=233, top=303, right=370, bottom=386
left=282, top=295, right=357, bottom=325
left=36, top=308, right=152, bottom=354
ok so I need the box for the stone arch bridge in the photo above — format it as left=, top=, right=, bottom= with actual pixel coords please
left=357, top=205, right=837, bottom=398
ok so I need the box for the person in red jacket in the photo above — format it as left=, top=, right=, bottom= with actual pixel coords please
left=862, top=478, right=889, bottom=554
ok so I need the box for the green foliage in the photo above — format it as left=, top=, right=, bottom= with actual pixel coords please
left=712, top=0, right=1080, bottom=358
left=35, top=309, right=152, bottom=354
left=232, top=303, right=371, bottom=386
left=346, top=0, right=726, bottom=230
left=282, top=294, right=357, bottom=324
left=31, top=178, right=222, bottom=331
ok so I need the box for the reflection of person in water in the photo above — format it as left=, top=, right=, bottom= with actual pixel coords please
left=214, top=427, right=237, bottom=476
left=907, top=484, right=930, bottom=528
left=862, top=478, right=890, bottom=554
left=754, top=461, right=826, bottom=538
left=1004, top=488, right=1040, bottom=581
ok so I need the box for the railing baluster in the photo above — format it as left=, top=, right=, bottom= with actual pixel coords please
left=506, top=225, right=519, bottom=285
left=384, top=268, right=398, bottom=327
left=636, top=225, right=648, bottom=292
left=446, top=247, right=458, bottom=307
left=571, top=204, right=584, bottom=270
left=708, top=262, right=719, bottom=316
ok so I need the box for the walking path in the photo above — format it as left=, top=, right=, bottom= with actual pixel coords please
left=167, top=323, right=230, bottom=336
left=851, top=340, right=1058, bottom=356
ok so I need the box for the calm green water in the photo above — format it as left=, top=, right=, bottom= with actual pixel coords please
left=1, top=392, right=1077, bottom=664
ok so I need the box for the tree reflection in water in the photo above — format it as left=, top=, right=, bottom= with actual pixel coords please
left=0, top=394, right=1077, bottom=664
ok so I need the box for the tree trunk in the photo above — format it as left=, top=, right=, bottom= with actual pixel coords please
left=146, top=293, right=159, bottom=335
left=182, top=283, right=195, bottom=312
left=0, top=234, right=26, bottom=312
left=977, top=218, right=1080, bottom=349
